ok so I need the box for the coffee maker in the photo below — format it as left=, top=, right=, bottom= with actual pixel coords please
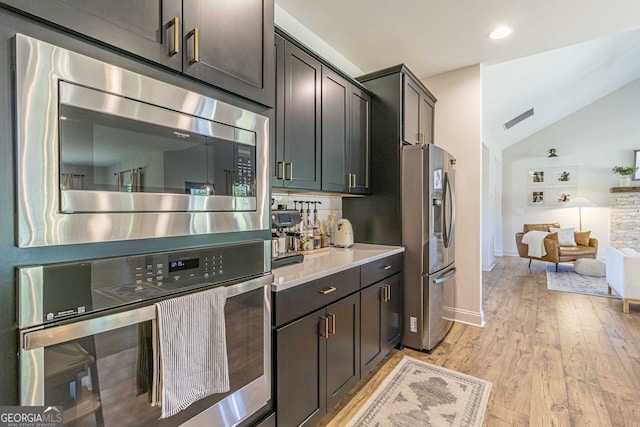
left=271, top=207, right=304, bottom=269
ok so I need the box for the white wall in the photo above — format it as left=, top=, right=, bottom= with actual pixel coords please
left=502, top=79, right=640, bottom=258
left=275, top=5, right=363, bottom=77
left=425, top=65, right=485, bottom=327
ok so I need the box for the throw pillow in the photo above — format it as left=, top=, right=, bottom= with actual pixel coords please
left=574, top=231, right=591, bottom=246
left=549, top=227, right=576, bottom=246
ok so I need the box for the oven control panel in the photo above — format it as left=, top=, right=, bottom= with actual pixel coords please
left=17, top=240, right=268, bottom=328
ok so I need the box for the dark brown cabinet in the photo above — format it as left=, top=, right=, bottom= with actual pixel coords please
left=360, top=273, right=402, bottom=376
left=1, top=0, right=274, bottom=106
left=272, top=35, right=322, bottom=190
left=403, top=72, right=435, bottom=146
left=273, top=30, right=370, bottom=194
left=321, top=68, right=371, bottom=195
left=275, top=292, right=360, bottom=427
left=273, top=254, right=403, bottom=426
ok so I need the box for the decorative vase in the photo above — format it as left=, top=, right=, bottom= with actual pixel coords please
left=619, top=175, right=632, bottom=187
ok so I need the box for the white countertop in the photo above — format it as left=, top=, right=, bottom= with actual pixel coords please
left=271, top=243, right=404, bottom=292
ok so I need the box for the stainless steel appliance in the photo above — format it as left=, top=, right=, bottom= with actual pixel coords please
left=17, top=241, right=272, bottom=426
left=14, top=34, right=269, bottom=247
left=401, top=144, right=456, bottom=351
left=271, top=208, right=303, bottom=269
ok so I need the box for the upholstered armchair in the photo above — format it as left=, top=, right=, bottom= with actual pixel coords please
left=606, top=247, right=640, bottom=313
left=515, top=223, right=598, bottom=270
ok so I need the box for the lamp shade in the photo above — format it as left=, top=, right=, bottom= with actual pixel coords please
left=563, top=197, right=597, bottom=208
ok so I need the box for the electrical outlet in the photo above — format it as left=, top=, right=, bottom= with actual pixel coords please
left=410, top=316, right=417, bottom=332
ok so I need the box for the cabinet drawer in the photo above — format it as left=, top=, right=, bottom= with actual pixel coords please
left=360, top=253, right=403, bottom=288
left=273, top=267, right=360, bottom=327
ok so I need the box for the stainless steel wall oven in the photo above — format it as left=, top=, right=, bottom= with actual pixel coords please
left=14, top=34, right=269, bottom=247
left=18, top=241, right=272, bottom=426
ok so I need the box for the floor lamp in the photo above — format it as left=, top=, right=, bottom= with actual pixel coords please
left=563, top=197, right=597, bottom=231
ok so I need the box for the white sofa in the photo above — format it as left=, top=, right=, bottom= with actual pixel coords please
left=606, top=247, right=640, bottom=313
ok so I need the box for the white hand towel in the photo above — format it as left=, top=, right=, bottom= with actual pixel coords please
left=522, top=230, right=549, bottom=258
left=152, top=286, right=229, bottom=419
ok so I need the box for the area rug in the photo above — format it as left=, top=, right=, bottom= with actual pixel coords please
left=546, top=264, right=617, bottom=298
left=345, top=356, right=492, bottom=427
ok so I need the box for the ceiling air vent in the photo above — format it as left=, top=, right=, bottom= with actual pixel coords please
left=503, top=108, right=534, bottom=130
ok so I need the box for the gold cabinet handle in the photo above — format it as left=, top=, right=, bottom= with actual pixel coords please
left=277, top=161, right=284, bottom=179
left=318, top=286, right=336, bottom=295
left=188, top=28, right=199, bottom=64
left=352, top=174, right=356, bottom=188
left=320, top=316, right=329, bottom=338
left=382, top=265, right=392, bottom=270
left=328, top=313, right=336, bottom=335
left=381, top=284, right=388, bottom=302
left=386, top=284, right=391, bottom=302
left=168, top=17, right=179, bottom=56
left=285, top=162, right=293, bottom=180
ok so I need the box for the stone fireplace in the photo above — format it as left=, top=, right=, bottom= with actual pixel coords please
left=610, top=187, right=640, bottom=249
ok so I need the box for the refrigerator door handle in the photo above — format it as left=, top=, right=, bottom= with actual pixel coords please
left=444, top=171, right=456, bottom=248
left=433, top=267, right=456, bottom=284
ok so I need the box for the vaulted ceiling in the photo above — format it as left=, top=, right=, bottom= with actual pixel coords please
left=275, top=0, right=640, bottom=149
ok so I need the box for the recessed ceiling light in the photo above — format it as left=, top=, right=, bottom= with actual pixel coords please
left=489, top=27, right=512, bottom=40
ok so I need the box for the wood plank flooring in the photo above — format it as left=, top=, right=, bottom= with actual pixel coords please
left=317, top=256, right=640, bottom=427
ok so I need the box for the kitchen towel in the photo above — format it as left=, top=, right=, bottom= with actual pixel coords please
left=152, top=286, right=229, bottom=419
left=522, top=230, right=548, bottom=258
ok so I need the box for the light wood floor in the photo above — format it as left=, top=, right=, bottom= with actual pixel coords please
left=318, top=256, right=640, bottom=427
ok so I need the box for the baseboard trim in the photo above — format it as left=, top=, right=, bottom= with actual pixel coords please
left=482, top=261, right=497, bottom=271
left=443, top=306, right=485, bottom=328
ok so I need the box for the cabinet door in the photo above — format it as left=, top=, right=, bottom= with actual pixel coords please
left=349, top=86, right=371, bottom=195
left=403, top=75, right=422, bottom=145
left=360, top=283, right=383, bottom=377
left=276, top=310, right=327, bottom=427
left=283, top=42, right=322, bottom=190
left=272, top=34, right=285, bottom=188
left=421, top=95, right=435, bottom=145
left=321, top=68, right=349, bottom=193
left=325, top=293, right=360, bottom=409
left=382, top=273, right=402, bottom=350
left=182, top=0, right=275, bottom=106
left=1, top=0, right=182, bottom=71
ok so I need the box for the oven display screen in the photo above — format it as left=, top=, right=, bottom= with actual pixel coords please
left=169, top=258, right=199, bottom=272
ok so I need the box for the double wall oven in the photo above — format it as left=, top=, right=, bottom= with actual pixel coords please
left=14, top=35, right=273, bottom=426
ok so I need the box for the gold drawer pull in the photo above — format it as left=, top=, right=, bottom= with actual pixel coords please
left=318, top=286, right=337, bottom=295
left=382, top=265, right=392, bottom=270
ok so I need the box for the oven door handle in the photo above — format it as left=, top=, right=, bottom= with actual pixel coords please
left=22, top=274, right=273, bottom=351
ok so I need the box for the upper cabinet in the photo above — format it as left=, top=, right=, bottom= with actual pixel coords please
left=273, top=35, right=322, bottom=191
left=1, top=0, right=275, bottom=106
left=357, top=64, right=436, bottom=149
left=274, top=29, right=371, bottom=195
left=403, top=72, right=435, bottom=146
left=321, top=68, right=371, bottom=194
left=182, top=0, right=274, bottom=106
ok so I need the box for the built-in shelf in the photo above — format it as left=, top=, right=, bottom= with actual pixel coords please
left=610, top=186, right=640, bottom=193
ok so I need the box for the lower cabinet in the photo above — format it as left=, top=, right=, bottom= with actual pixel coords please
left=274, top=253, right=402, bottom=426
left=275, top=293, right=360, bottom=427
left=360, top=273, right=402, bottom=377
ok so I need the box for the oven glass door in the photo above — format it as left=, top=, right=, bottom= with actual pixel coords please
left=21, top=286, right=267, bottom=427
left=58, top=81, right=256, bottom=212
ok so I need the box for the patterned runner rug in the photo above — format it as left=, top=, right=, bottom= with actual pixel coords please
left=546, top=264, right=617, bottom=298
left=345, top=356, right=492, bottom=427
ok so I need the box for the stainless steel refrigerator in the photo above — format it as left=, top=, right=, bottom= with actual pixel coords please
left=401, top=144, right=456, bottom=352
